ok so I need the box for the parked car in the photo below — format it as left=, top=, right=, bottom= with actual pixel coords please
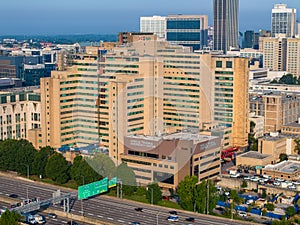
left=288, top=185, right=296, bottom=189
left=238, top=211, right=247, bottom=217
left=275, top=178, right=284, bottom=182
left=273, top=181, right=281, bottom=186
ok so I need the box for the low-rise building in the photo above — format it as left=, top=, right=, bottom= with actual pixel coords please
left=120, top=132, right=221, bottom=189
left=249, top=112, right=264, bottom=138
left=262, top=160, right=300, bottom=181
left=236, top=151, right=273, bottom=168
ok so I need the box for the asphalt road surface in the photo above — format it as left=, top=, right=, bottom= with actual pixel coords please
left=0, top=174, right=256, bottom=225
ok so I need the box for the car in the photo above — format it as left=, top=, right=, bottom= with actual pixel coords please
left=230, top=173, right=240, bottom=178
left=238, top=211, right=247, bottom=217
left=131, top=222, right=141, bottom=225
left=134, top=207, right=143, bottom=212
left=275, top=178, right=284, bottom=182
left=67, top=222, right=78, bottom=225
left=167, top=215, right=179, bottom=222
left=250, top=176, right=260, bottom=182
left=169, top=210, right=177, bottom=215
left=47, top=213, right=57, bottom=219
left=244, top=176, right=251, bottom=180
left=186, top=217, right=195, bottom=222
left=288, top=185, right=296, bottom=189
left=9, top=194, right=18, bottom=198
left=273, top=181, right=281, bottom=186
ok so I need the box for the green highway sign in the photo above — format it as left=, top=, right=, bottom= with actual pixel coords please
left=99, top=177, right=108, bottom=193
left=108, top=177, right=117, bottom=188
left=78, top=177, right=108, bottom=200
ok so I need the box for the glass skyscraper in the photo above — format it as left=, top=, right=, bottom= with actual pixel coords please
left=213, top=0, right=239, bottom=53
left=165, top=15, right=208, bottom=51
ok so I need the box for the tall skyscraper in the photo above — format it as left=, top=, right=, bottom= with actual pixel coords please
left=213, top=0, right=239, bottom=53
left=272, top=4, right=296, bottom=38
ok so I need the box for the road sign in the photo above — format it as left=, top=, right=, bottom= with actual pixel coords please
left=78, top=177, right=108, bottom=200
left=99, top=177, right=108, bottom=193
left=108, top=177, right=117, bottom=188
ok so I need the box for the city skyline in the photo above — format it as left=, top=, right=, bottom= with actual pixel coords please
left=0, top=0, right=299, bottom=35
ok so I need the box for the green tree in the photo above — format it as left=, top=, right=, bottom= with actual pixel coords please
left=195, top=179, right=219, bottom=214
left=0, top=209, right=21, bottom=225
left=294, top=138, right=300, bottom=154
left=45, top=153, right=69, bottom=184
left=136, top=186, right=147, bottom=196
left=114, top=163, right=137, bottom=196
left=85, top=153, right=116, bottom=178
left=146, top=183, right=162, bottom=205
left=0, top=139, right=37, bottom=174
left=261, top=189, right=267, bottom=199
left=241, top=180, right=248, bottom=188
left=177, top=176, right=198, bottom=211
left=230, top=189, right=243, bottom=205
left=248, top=121, right=258, bottom=151
left=286, top=206, right=296, bottom=218
left=266, top=203, right=275, bottom=211
left=70, top=156, right=102, bottom=186
left=279, top=153, right=288, bottom=162
left=32, top=146, right=55, bottom=178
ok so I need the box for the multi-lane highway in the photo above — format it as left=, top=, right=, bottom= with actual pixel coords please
left=0, top=174, right=257, bottom=225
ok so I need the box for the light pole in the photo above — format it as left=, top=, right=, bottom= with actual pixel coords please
left=156, top=211, right=160, bottom=225
left=147, top=187, right=153, bottom=205
left=81, top=175, right=84, bottom=217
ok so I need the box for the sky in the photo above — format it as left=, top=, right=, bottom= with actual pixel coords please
left=0, top=0, right=299, bottom=35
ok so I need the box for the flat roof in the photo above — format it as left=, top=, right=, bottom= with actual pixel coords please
left=126, top=132, right=217, bottom=144
left=283, top=121, right=300, bottom=128
left=238, top=151, right=271, bottom=159
left=264, top=160, right=300, bottom=173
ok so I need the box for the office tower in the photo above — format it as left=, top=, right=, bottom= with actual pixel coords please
left=140, top=16, right=166, bottom=39
left=213, top=0, right=239, bottom=53
left=165, top=15, right=208, bottom=51
left=212, top=56, right=249, bottom=147
left=262, top=37, right=300, bottom=76
left=272, top=4, right=296, bottom=37
left=263, top=37, right=287, bottom=72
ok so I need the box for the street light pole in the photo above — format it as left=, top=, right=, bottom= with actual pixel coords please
left=81, top=175, right=84, bottom=217
left=156, top=211, right=160, bottom=225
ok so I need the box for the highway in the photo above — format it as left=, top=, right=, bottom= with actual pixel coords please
left=0, top=174, right=256, bottom=225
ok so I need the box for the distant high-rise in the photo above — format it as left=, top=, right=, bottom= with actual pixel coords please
left=272, top=4, right=296, bottom=37
left=213, top=0, right=239, bottom=53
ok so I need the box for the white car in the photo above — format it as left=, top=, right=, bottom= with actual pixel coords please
left=273, top=181, right=281, bottom=186
left=167, top=215, right=179, bottom=222
left=231, top=173, right=240, bottom=178
left=288, top=185, right=296, bottom=189
left=275, top=178, right=284, bottom=182
left=250, top=177, right=260, bottom=182
left=238, top=211, right=247, bottom=217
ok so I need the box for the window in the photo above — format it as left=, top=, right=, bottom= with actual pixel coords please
left=226, top=61, right=232, bottom=68
left=216, top=61, right=222, bottom=68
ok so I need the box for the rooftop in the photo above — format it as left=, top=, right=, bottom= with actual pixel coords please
left=264, top=160, right=300, bottom=174
left=283, top=121, right=300, bottom=128
left=238, top=151, right=271, bottom=159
